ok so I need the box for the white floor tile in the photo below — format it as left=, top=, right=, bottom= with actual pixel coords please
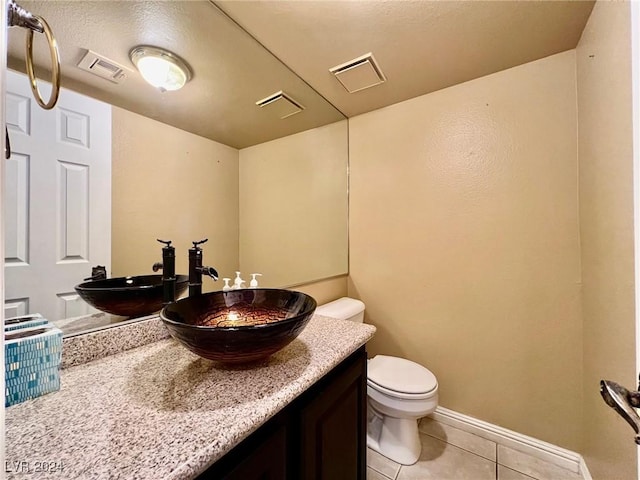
left=498, top=464, right=537, bottom=480
left=368, top=466, right=394, bottom=480
left=397, top=433, right=496, bottom=480
left=368, top=418, right=585, bottom=480
left=420, top=417, right=497, bottom=461
left=368, top=448, right=401, bottom=479
left=497, top=445, right=582, bottom=480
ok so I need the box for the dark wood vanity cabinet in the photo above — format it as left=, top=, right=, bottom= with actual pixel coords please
left=198, top=346, right=367, bottom=480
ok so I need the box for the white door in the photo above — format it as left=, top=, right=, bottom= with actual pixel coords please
left=4, top=70, right=111, bottom=321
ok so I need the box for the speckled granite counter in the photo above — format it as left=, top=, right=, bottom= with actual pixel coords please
left=5, top=315, right=375, bottom=479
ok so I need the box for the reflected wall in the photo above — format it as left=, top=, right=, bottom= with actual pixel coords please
left=239, top=120, right=349, bottom=287
left=112, top=108, right=348, bottom=291
left=111, top=107, right=239, bottom=286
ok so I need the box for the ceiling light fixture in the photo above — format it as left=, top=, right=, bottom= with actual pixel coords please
left=129, top=45, right=192, bottom=92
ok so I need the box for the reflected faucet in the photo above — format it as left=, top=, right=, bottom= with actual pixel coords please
left=154, top=239, right=176, bottom=305
left=188, top=239, right=218, bottom=297
left=600, top=377, right=640, bottom=445
left=83, top=265, right=107, bottom=281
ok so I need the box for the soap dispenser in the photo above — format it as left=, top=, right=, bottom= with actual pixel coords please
left=222, top=278, right=231, bottom=292
left=249, top=273, right=262, bottom=288
left=233, top=271, right=245, bottom=290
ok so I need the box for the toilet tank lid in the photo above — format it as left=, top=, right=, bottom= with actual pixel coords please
left=368, top=355, right=438, bottom=395
left=315, top=297, right=365, bottom=320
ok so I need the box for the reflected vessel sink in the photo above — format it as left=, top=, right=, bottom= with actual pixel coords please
left=75, top=274, right=189, bottom=318
left=160, top=289, right=316, bottom=363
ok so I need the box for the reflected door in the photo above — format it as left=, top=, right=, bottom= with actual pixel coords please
left=4, top=70, right=111, bottom=321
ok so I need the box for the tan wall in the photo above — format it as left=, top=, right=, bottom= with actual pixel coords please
left=239, top=120, right=348, bottom=288
left=349, top=51, right=583, bottom=450
left=293, top=275, right=348, bottom=306
left=577, top=2, right=637, bottom=478
left=111, top=107, right=239, bottom=291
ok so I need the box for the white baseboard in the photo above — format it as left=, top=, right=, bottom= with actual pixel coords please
left=429, top=406, right=592, bottom=479
left=579, top=455, right=594, bottom=480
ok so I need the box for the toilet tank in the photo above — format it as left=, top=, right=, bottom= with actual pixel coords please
left=315, top=297, right=365, bottom=323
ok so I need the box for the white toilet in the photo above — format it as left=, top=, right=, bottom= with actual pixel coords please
left=315, top=297, right=439, bottom=466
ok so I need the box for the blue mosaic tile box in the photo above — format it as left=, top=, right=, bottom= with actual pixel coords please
left=5, top=313, right=49, bottom=332
left=4, top=318, right=49, bottom=332
left=5, top=318, right=62, bottom=407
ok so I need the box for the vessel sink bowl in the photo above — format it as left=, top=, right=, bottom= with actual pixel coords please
left=75, top=274, right=189, bottom=318
left=160, top=289, right=316, bottom=364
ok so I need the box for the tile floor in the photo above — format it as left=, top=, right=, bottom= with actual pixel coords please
left=367, top=418, right=583, bottom=480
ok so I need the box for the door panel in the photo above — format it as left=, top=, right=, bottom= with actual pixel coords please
left=4, top=70, right=111, bottom=321
left=4, top=151, right=29, bottom=265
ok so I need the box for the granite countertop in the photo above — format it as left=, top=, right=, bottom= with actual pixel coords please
left=5, top=315, right=376, bottom=479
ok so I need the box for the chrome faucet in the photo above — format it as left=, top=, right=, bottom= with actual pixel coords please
left=188, top=239, right=218, bottom=296
left=600, top=376, right=640, bottom=445
left=153, top=239, right=176, bottom=305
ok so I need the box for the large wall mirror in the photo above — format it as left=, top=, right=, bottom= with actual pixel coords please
left=4, top=1, right=348, bottom=334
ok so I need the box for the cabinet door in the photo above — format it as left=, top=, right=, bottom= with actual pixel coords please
left=223, top=423, right=287, bottom=480
left=299, top=350, right=367, bottom=480
left=198, top=419, right=287, bottom=480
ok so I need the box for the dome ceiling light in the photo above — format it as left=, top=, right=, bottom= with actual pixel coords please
left=129, top=45, right=192, bottom=92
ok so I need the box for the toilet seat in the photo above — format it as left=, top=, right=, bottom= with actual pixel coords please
left=368, top=380, right=437, bottom=400
left=368, top=355, right=438, bottom=400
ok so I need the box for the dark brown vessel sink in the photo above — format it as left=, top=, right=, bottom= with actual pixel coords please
left=160, top=289, right=316, bottom=364
left=75, top=274, right=189, bottom=318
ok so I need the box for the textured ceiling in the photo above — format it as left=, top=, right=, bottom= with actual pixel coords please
left=7, top=1, right=344, bottom=148
left=7, top=1, right=595, bottom=147
left=216, top=0, right=596, bottom=118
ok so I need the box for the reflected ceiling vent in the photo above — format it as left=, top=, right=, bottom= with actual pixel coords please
left=256, top=91, right=304, bottom=119
left=329, top=52, right=386, bottom=94
left=77, top=49, right=131, bottom=84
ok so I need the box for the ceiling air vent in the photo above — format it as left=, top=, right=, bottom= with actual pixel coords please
left=77, top=50, right=131, bottom=84
left=329, top=53, right=386, bottom=94
left=256, top=91, right=304, bottom=119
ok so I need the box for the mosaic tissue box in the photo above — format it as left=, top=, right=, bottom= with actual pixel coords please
left=5, top=316, right=63, bottom=407
left=4, top=313, right=49, bottom=332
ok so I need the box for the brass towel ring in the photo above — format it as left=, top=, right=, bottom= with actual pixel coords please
left=25, top=15, right=60, bottom=110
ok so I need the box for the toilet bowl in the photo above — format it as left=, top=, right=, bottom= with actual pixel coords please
left=315, top=297, right=439, bottom=466
left=367, top=355, right=438, bottom=465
